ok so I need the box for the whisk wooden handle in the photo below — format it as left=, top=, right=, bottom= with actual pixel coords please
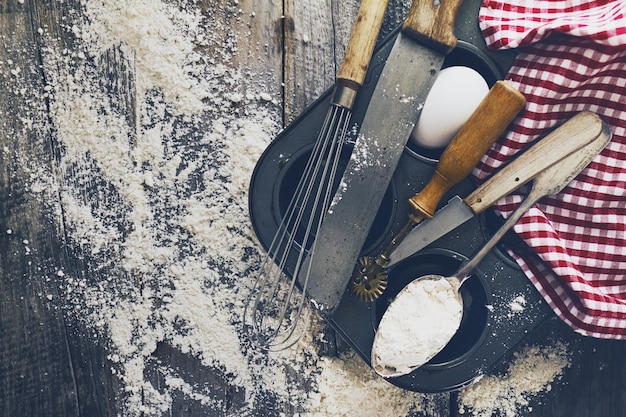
left=336, top=0, right=389, bottom=88
left=408, top=81, right=526, bottom=219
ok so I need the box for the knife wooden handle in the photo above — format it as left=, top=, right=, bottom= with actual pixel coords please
left=408, top=81, right=526, bottom=219
left=464, top=111, right=605, bottom=214
left=336, top=0, right=389, bottom=89
left=403, top=0, right=464, bottom=52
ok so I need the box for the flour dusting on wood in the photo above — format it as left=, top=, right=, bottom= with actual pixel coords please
left=458, top=342, right=571, bottom=417
left=25, top=0, right=429, bottom=415
left=5, top=0, right=572, bottom=415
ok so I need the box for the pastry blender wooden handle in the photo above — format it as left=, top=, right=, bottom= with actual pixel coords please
left=408, top=81, right=526, bottom=219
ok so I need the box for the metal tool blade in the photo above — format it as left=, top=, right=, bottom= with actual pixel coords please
left=388, top=111, right=609, bottom=267
left=387, top=195, right=472, bottom=266
left=303, top=33, right=448, bottom=313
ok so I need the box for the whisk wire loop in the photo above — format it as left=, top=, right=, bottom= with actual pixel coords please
left=245, top=104, right=352, bottom=351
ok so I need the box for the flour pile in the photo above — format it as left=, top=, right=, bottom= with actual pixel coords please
left=372, top=277, right=462, bottom=376
left=25, top=0, right=429, bottom=415
left=458, top=342, right=571, bottom=417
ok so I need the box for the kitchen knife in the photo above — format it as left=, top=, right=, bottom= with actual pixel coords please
left=388, top=111, right=609, bottom=267
left=303, top=0, right=465, bottom=313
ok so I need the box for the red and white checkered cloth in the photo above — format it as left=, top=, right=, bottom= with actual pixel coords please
left=475, top=0, right=626, bottom=338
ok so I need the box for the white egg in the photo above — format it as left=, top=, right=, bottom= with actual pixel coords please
left=410, top=66, right=489, bottom=149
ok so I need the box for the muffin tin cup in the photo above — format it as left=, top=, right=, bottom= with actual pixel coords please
left=325, top=209, right=553, bottom=392
left=270, top=142, right=397, bottom=269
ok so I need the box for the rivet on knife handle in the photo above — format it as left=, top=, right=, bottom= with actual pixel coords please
left=403, top=0, right=464, bottom=51
left=350, top=81, right=525, bottom=302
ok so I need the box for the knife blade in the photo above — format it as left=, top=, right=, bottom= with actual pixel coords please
left=303, top=0, right=464, bottom=313
left=388, top=111, right=609, bottom=267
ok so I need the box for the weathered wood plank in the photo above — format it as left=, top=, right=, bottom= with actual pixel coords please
left=282, top=0, right=410, bottom=123
left=0, top=1, right=112, bottom=416
left=0, top=0, right=123, bottom=415
left=205, top=0, right=283, bottom=109
left=0, top=3, right=73, bottom=416
left=528, top=318, right=626, bottom=417
left=283, top=0, right=340, bottom=123
left=32, top=0, right=287, bottom=415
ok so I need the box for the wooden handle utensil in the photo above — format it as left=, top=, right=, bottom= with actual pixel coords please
left=408, top=80, right=526, bottom=219
left=403, top=0, right=464, bottom=51
left=336, top=0, right=390, bottom=89
left=352, top=80, right=525, bottom=302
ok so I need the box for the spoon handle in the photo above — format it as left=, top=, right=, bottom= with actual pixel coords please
left=454, top=186, right=539, bottom=281
left=454, top=113, right=611, bottom=283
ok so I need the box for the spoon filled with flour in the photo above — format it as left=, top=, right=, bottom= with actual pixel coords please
left=371, top=276, right=462, bottom=378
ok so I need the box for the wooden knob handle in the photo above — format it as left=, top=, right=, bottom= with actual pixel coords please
left=402, top=0, right=464, bottom=52
left=408, top=81, right=526, bottom=218
left=336, top=0, right=389, bottom=88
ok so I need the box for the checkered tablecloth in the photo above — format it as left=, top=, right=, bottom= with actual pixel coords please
left=475, top=0, right=626, bottom=338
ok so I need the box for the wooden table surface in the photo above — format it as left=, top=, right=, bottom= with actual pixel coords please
left=1, top=0, right=625, bottom=416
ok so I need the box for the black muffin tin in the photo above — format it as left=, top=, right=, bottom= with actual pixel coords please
left=249, top=0, right=555, bottom=392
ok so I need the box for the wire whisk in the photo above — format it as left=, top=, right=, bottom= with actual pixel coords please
left=243, top=0, right=389, bottom=351
left=244, top=96, right=352, bottom=350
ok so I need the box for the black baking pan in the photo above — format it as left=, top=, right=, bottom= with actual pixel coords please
left=248, top=0, right=554, bottom=392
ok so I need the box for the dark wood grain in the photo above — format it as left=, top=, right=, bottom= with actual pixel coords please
left=0, top=1, right=116, bottom=415
left=1, top=0, right=625, bottom=416
left=532, top=318, right=626, bottom=417
left=456, top=316, right=626, bottom=417
left=1, top=2, right=72, bottom=416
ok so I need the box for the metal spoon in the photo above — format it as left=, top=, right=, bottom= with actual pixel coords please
left=371, top=117, right=611, bottom=378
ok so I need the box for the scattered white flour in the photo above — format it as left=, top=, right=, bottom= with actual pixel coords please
left=7, top=0, right=430, bottom=415
left=509, top=294, right=527, bottom=313
left=5, top=0, right=574, bottom=415
left=372, top=277, right=463, bottom=376
left=458, top=342, right=571, bottom=417
left=308, top=351, right=428, bottom=417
